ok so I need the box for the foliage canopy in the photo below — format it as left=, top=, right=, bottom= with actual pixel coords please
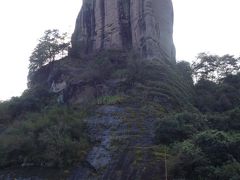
left=192, top=52, right=240, bottom=82
left=28, top=29, right=69, bottom=77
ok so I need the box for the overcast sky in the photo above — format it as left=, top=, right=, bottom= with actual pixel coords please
left=0, top=0, right=240, bottom=100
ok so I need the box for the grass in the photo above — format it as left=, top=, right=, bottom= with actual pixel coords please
left=96, top=95, right=126, bottom=105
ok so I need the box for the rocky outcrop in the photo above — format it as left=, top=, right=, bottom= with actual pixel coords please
left=71, top=0, right=176, bottom=63
left=70, top=105, right=164, bottom=180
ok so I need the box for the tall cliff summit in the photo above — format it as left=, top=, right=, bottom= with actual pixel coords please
left=71, top=0, right=176, bottom=62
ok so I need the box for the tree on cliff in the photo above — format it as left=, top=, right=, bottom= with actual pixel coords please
left=28, top=29, right=70, bottom=74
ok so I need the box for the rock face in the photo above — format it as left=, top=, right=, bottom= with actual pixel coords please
left=70, top=105, right=163, bottom=180
left=71, top=0, right=176, bottom=62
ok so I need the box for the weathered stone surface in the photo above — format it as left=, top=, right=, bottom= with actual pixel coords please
left=70, top=105, right=162, bottom=180
left=71, top=0, right=176, bottom=63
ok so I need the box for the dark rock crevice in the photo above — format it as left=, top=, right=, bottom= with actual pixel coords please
left=118, top=0, right=132, bottom=49
left=100, top=0, right=105, bottom=50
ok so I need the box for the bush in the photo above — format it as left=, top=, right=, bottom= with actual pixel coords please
left=155, top=112, right=207, bottom=144
left=170, top=131, right=240, bottom=179
left=194, top=130, right=233, bottom=165
left=228, top=108, right=240, bottom=130
left=194, top=73, right=240, bottom=112
left=0, top=86, right=55, bottom=123
left=207, top=108, right=240, bottom=131
left=0, top=101, right=12, bottom=124
left=206, top=113, right=229, bottom=131
left=171, top=141, right=210, bottom=179
left=96, top=95, right=126, bottom=105
left=215, top=162, right=240, bottom=180
left=0, top=106, right=90, bottom=168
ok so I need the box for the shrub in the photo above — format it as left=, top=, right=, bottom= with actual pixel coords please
left=207, top=108, right=240, bottom=132
left=171, top=141, right=210, bottom=179
left=0, top=101, right=12, bottom=124
left=96, top=95, right=126, bottom=105
left=0, top=106, right=90, bottom=168
left=206, top=113, right=229, bottom=131
left=170, top=131, right=240, bottom=179
left=194, top=73, right=240, bottom=113
left=194, top=130, right=233, bottom=165
left=0, top=86, right=55, bottom=123
left=215, top=162, right=240, bottom=180
left=228, top=108, right=240, bottom=130
left=155, top=112, right=207, bottom=144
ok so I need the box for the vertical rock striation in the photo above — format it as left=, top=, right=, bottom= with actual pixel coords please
left=71, top=0, right=176, bottom=63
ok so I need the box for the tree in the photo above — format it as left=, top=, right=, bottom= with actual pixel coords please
left=28, top=29, right=70, bottom=74
left=155, top=112, right=206, bottom=144
left=192, top=53, right=240, bottom=82
left=171, top=131, right=240, bottom=179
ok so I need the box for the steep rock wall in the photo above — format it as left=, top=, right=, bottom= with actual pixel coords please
left=71, top=0, right=175, bottom=62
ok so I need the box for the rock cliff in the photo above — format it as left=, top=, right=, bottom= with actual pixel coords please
left=71, top=0, right=176, bottom=62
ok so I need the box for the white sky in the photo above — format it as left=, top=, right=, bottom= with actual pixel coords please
left=0, top=0, right=240, bottom=100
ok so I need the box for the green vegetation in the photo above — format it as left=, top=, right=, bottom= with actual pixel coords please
left=154, top=53, right=240, bottom=179
left=0, top=106, right=90, bottom=168
left=169, top=131, right=240, bottom=179
left=155, top=112, right=207, bottom=144
left=0, top=47, right=239, bottom=180
left=0, top=86, right=55, bottom=124
left=192, top=52, right=240, bottom=82
left=125, top=57, right=194, bottom=109
left=28, top=29, right=69, bottom=79
left=96, top=95, right=126, bottom=105
left=194, top=74, right=240, bottom=112
left=155, top=109, right=240, bottom=179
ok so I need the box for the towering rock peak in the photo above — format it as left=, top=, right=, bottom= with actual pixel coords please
left=71, top=0, right=176, bottom=63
